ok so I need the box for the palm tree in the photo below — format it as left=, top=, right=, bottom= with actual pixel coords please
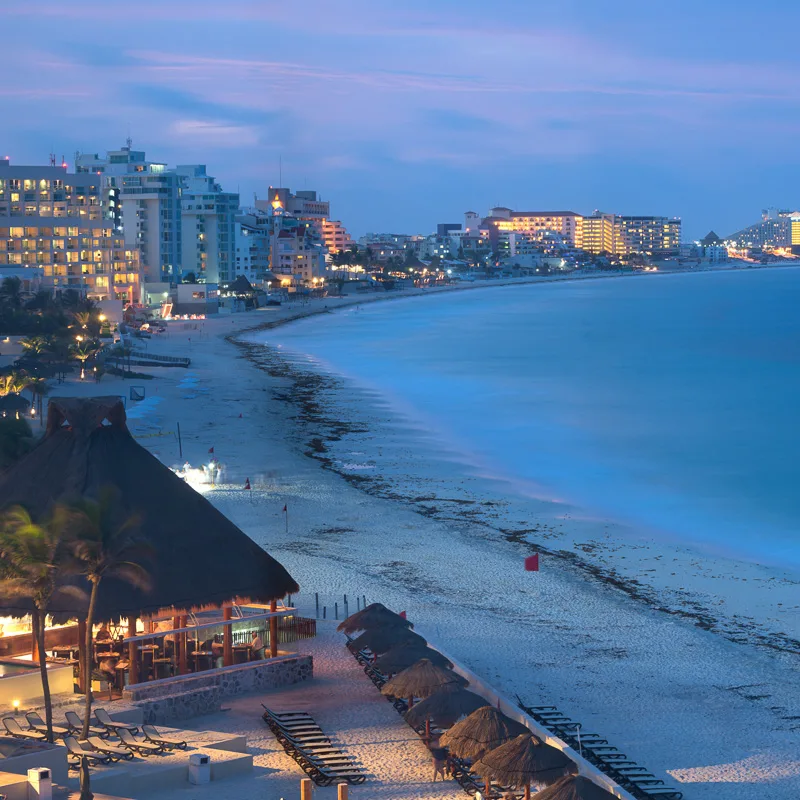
left=0, top=277, right=23, bottom=310
left=0, top=371, right=31, bottom=398
left=67, top=488, right=151, bottom=739
left=26, top=377, right=50, bottom=425
left=20, top=336, right=49, bottom=358
left=0, top=506, right=78, bottom=742
left=71, top=341, right=98, bottom=381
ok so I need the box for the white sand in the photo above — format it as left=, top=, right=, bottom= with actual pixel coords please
left=146, top=624, right=461, bottom=800
left=48, top=278, right=800, bottom=799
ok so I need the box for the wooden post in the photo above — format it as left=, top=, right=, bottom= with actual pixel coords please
left=223, top=606, right=232, bottom=667
left=337, top=783, right=349, bottom=800
left=269, top=600, right=278, bottom=658
left=77, top=619, right=87, bottom=693
left=127, top=616, right=139, bottom=686
left=300, top=777, right=312, bottom=800
left=178, top=615, right=188, bottom=675
left=524, top=783, right=531, bottom=800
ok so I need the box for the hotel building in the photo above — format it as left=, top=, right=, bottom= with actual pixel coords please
left=486, top=209, right=583, bottom=248
left=0, top=159, right=141, bottom=303
left=76, top=145, right=182, bottom=283
left=175, top=165, right=239, bottom=284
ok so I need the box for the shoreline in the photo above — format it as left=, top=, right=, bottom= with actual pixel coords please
left=233, top=274, right=800, bottom=659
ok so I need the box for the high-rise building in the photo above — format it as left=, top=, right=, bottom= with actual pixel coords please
left=175, top=165, right=239, bottom=284
left=76, top=145, right=182, bottom=283
left=579, top=212, right=680, bottom=255
left=727, top=209, right=797, bottom=250
left=0, top=158, right=141, bottom=302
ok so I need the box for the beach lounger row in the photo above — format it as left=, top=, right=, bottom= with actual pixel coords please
left=344, top=637, right=409, bottom=713
left=262, top=705, right=366, bottom=786
left=516, top=697, right=684, bottom=800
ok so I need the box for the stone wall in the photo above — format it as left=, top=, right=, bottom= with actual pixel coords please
left=123, top=654, right=313, bottom=726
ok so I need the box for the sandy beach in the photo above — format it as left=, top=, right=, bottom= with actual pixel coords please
left=52, top=274, right=800, bottom=799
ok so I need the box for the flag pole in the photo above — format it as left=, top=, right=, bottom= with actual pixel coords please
left=285, top=504, right=289, bottom=535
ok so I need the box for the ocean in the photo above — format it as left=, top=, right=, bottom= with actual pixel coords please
left=267, top=268, right=800, bottom=569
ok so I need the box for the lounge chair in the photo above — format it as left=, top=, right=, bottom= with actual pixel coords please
left=142, top=725, right=187, bottom=750
left=117, top=728, right=163, bottom=755
left=94, top=708, right=139, bottom=735
left=3, top=717, right=46, bottom=740
left=25, top=711, right=69, bottom=737
left=63, top=736, right=113, bottom=768
left=86, top=736, right=134, bottom=761
left=65, top=711, right=108, bottom=739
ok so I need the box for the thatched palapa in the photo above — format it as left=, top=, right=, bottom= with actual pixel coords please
left=373, top=643, right=452, bottom=673
left=474, top=734, right=576, bottom=794
left=404, top=685, right=489, bottom=729
left=337, top=602, right=411, bottom=634
left=532, top=775, right=618, bottom=800
left=0, top=397, right=299, bottom=620
left=440, top=706, right=530, bottom=761
left=381, top=658, right=467, bottom=701
left=351, top=624, right=425, bottom=655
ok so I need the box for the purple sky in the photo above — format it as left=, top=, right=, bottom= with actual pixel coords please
left=3, top=1, right=800, bottom=239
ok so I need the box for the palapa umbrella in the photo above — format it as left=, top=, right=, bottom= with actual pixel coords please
left=440, top=706, right=530, bottom=798
left=374, top=643, right=452, bottom=674
left=405, top=684, right=489, bottom=731
left=381, top=658, right=467, bottom=714
left=532, top=775, right=618, bottom=800
left=475, top=734, right=576, bottom=800
left=337, top=602, right=412, bottom=634
left=351, top=624, right=425, bottom=655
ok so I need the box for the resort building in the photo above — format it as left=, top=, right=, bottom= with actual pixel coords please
left=0, top=158, right=141, bottom=303
left=175, top=165, right=239, bottom=284
left=270, top=218, right=327, bottom=286
left=725, top=207, right=797, bottom=250
left=579, top=212, right=681, bottom=256
left=320, top=218, right=355, bottom=254
left=76, top=145, right=183, bottom=283
left=486, top=210, right=583, bottom=248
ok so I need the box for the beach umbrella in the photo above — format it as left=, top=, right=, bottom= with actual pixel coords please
left=440, top=706, right=530, bottom=797
left=531, top=775, right=618, bottom=800
left=381, top=658, right=467, bottom=710
left=405, top=684, right=489, bottom=731
left=475, top=734, right=577, bottom=800
left=351, top=624, right=425, bottom=655
left=338, top=602, right=411, bottom=634
left=373, top=643, right=452, bottom=674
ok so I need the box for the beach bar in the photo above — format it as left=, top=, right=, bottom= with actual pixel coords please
left=0, top=396, right=309, bottom=707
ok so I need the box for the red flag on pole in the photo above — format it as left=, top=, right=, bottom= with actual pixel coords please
left=208, top=446, right=214, bottom=454
left=525, top=554, right=540, bottom=571
left=282, top=504, right=287, bottom=513
left=399, top=611, right=407, bottom=619
left=244, top=478, right=251, bottom=490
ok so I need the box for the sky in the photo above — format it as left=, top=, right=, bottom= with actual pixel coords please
left=3, top=0, right=800, bottom=239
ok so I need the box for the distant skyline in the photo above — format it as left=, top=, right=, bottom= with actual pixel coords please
left=3, top=0, right=800, bottom=240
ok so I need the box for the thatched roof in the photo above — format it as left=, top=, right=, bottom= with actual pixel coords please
left=0, top=396, right=299, bottom=620
left=381, top=659, right=467, bottom=699
left=351, top=624, right=425, bottom=655
left=440, top=706, right=530, bottom=761
left=405, top=685, right=489, bottom=728
left=474, top=734, right=576, bottom=788
left=0, top=394, right=31, bottom=412
left=373, top=643, right=452, bottom=673
left=337, top=602, right=411, bottom=634
left=532, top=775, right=618, bottom=800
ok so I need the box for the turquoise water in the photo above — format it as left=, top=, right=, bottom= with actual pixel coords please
left=271, top=269, right=800, bottom=567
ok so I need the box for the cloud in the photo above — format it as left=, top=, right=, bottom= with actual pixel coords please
left=169, top=120, right=260, bottom=147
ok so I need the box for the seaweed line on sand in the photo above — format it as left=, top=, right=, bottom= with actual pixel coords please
left=232, top=332, right=800, bottom=660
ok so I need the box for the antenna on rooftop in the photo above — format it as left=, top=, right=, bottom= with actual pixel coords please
left=49, top=153, right=56, bottom=167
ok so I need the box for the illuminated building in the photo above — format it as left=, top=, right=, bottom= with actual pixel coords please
left=792, top=213, right=800, bottom=249
left=581, top=212, right=681, bottom=255
left=488, top=210, right=583, bottom=247
left=726, top=208, right=796, bottom=250
left=0, top=158, right=141, bottom=303
left=175, top=165, right=238, bottom=284
left=321, top=219, right=355, bottom=254
left=76, top=144, right=182, bottom=283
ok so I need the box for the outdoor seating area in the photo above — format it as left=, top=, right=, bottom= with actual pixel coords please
left=339, top=603, right=661, bottom=800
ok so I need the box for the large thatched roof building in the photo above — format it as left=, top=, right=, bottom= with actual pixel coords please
left=0, top=396, right=299, bottom=621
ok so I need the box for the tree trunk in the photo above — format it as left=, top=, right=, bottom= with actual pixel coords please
left=34, top=606, right=54, bottom=743
left=82, top=579, right=99, bottom=739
